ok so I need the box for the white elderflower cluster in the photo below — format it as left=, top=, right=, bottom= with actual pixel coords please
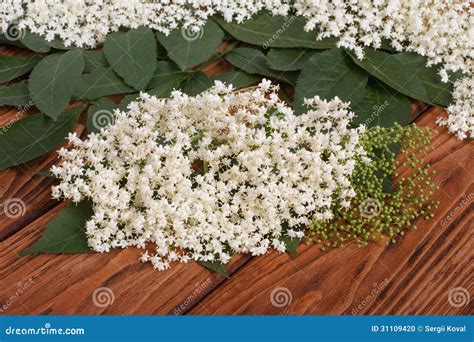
left=51, top=81, right=366, bottom=270
left=0, top=0, right=289, bottom=47
left=437, top=77, right=474, bottom=140
left=294, top=0, right=473, bottom=78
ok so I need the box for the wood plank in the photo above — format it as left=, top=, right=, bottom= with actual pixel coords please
left=0, top=202, right=252, bottom=314
left=188, top=107, right=473, bottom=315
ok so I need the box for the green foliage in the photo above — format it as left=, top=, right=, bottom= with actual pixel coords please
left=0, top=55, right=41, bottom=83
left=226, top=47, right=297, bottom=85
left=0, top=81, right=30, bottom=106
left=20, top=30, right=51, bottom=53
left=199, top=260, right=229, bottom=277
left=146, top=61, right=186, bottom=96
left=349, top=49, right=453, bottom=107
left=180, top=71, right=212, bottom=95
left=20, top=201, right=93, bottom=255
left=214, top=13, right=336, bottom=49
left=104, top=27, right=157, bottom=91
left=0, top=105, right=83, bottom=170
left=29, top=49, right=85, bottom=119
left=295, top=48, right=368, bottom=113
left=83, top=51, right=108, bottom=72
left=310, top=124, right=439, bottom=250
left=267, top=48, right=320, bottom=71
left=74, top=67, right=134, bottom=100
left=351, top=79, right=412, bottom=128
left=211, top=70, right=260, bottom=89
left=280, top=236, right=301, bottom=257
left=156, top=20, right=224, bottom=70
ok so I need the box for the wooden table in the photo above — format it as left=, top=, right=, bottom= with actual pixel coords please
left=0, top=45, right=472, bottom=315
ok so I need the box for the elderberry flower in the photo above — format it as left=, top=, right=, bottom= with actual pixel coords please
left=437, top=77, right=474, bottom=140
left=51, top=81, right=365, bottom=270
left=0, top=0, right=290, bottom=48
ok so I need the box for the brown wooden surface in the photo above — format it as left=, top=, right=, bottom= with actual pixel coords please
left=0, top=44, right=472, bottom=315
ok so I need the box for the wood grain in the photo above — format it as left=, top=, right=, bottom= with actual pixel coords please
left=0, top=44, right=472, bottom=315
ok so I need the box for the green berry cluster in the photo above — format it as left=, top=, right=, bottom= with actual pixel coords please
left=310, top=124, right=439, bottom=250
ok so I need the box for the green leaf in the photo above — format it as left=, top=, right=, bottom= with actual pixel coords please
left=214, top=14, right=336, bottom=49
left=199, top=260, right=229, bottom=277
left=0, top=81, right=30, bottom=106
left=226, top=48, right=297, bottom=85
left=48, top=37, right=77, bottom=50
left=19, top=201, right=93, bottom=255
left=211, top=70, right=260, bottom=89
left=146, top=61, right=186, bottom=97
left=20, top=30, right=51, bottom=53
left=180, top=71, right=212, bottom=96
left=0, top=55, right=41, bottom=83
left=87, top=97, right=117, bottom=134
left=156, top=20, right=224, bottom=70
left=348, top=49, right=453, bottom=107
left=267, top=48, right=320, bottom=71
left=117, top=94, right=140, bottom=111
left=83, top=51, right=108, bottom=72
left=351, top=79, right=412, bottom=128
left=29, top=49, right=85, bottom=120
left=280, top=236, right=301, bottom=257
left=0, top=105, right=83, bottom=170
left=74, top=67, right=134, bottom=100
left=295, top=48, right=368, bottom=113
left=104, top=27, right=157, bottom=91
